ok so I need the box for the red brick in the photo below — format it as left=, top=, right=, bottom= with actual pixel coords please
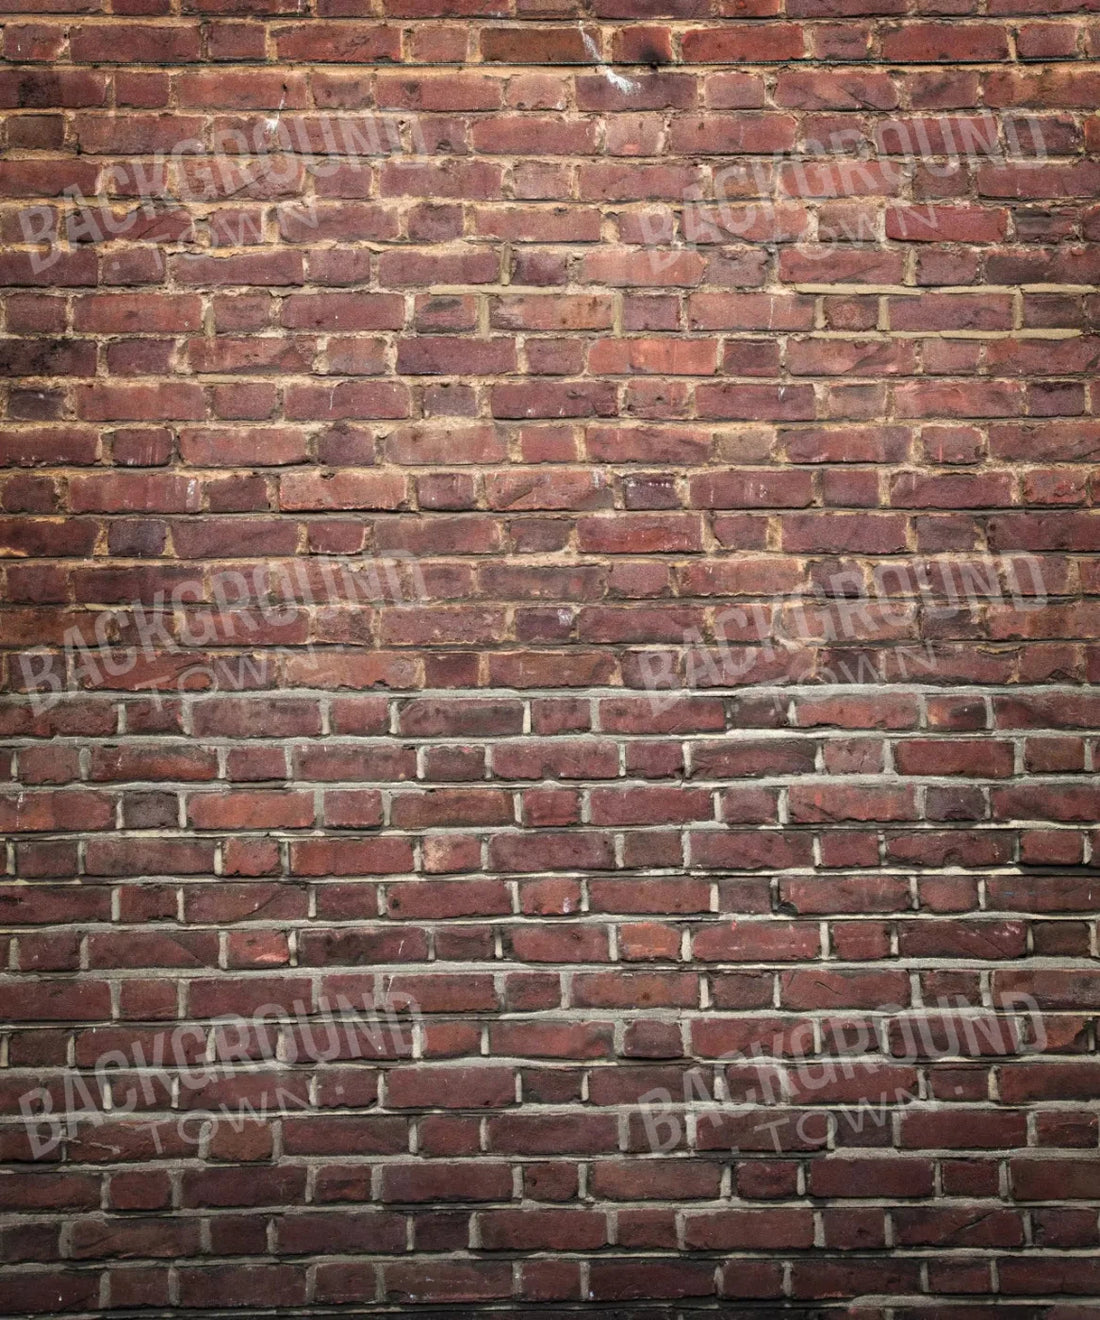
left=3, top=11, right=1096, bottom=1309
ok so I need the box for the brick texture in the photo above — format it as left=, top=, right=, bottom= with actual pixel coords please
left=2, top=2, right=1100, bottom=1314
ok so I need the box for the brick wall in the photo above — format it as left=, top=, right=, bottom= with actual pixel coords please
left=2, top=3, right=1100, bottom=1314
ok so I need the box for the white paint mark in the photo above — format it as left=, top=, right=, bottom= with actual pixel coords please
left=581, top=30, right=640, bottom=94
left=264, top=89, right=288, bottom=137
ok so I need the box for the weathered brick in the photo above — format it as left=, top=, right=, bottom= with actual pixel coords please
left=1, top=10, right=1094, bottom=1310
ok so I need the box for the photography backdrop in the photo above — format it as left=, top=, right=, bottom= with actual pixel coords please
left=2, top=3, right=1100, bottom=1315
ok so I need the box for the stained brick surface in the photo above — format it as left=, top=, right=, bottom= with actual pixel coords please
left=2, top=3, right=1100, bottom=1315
